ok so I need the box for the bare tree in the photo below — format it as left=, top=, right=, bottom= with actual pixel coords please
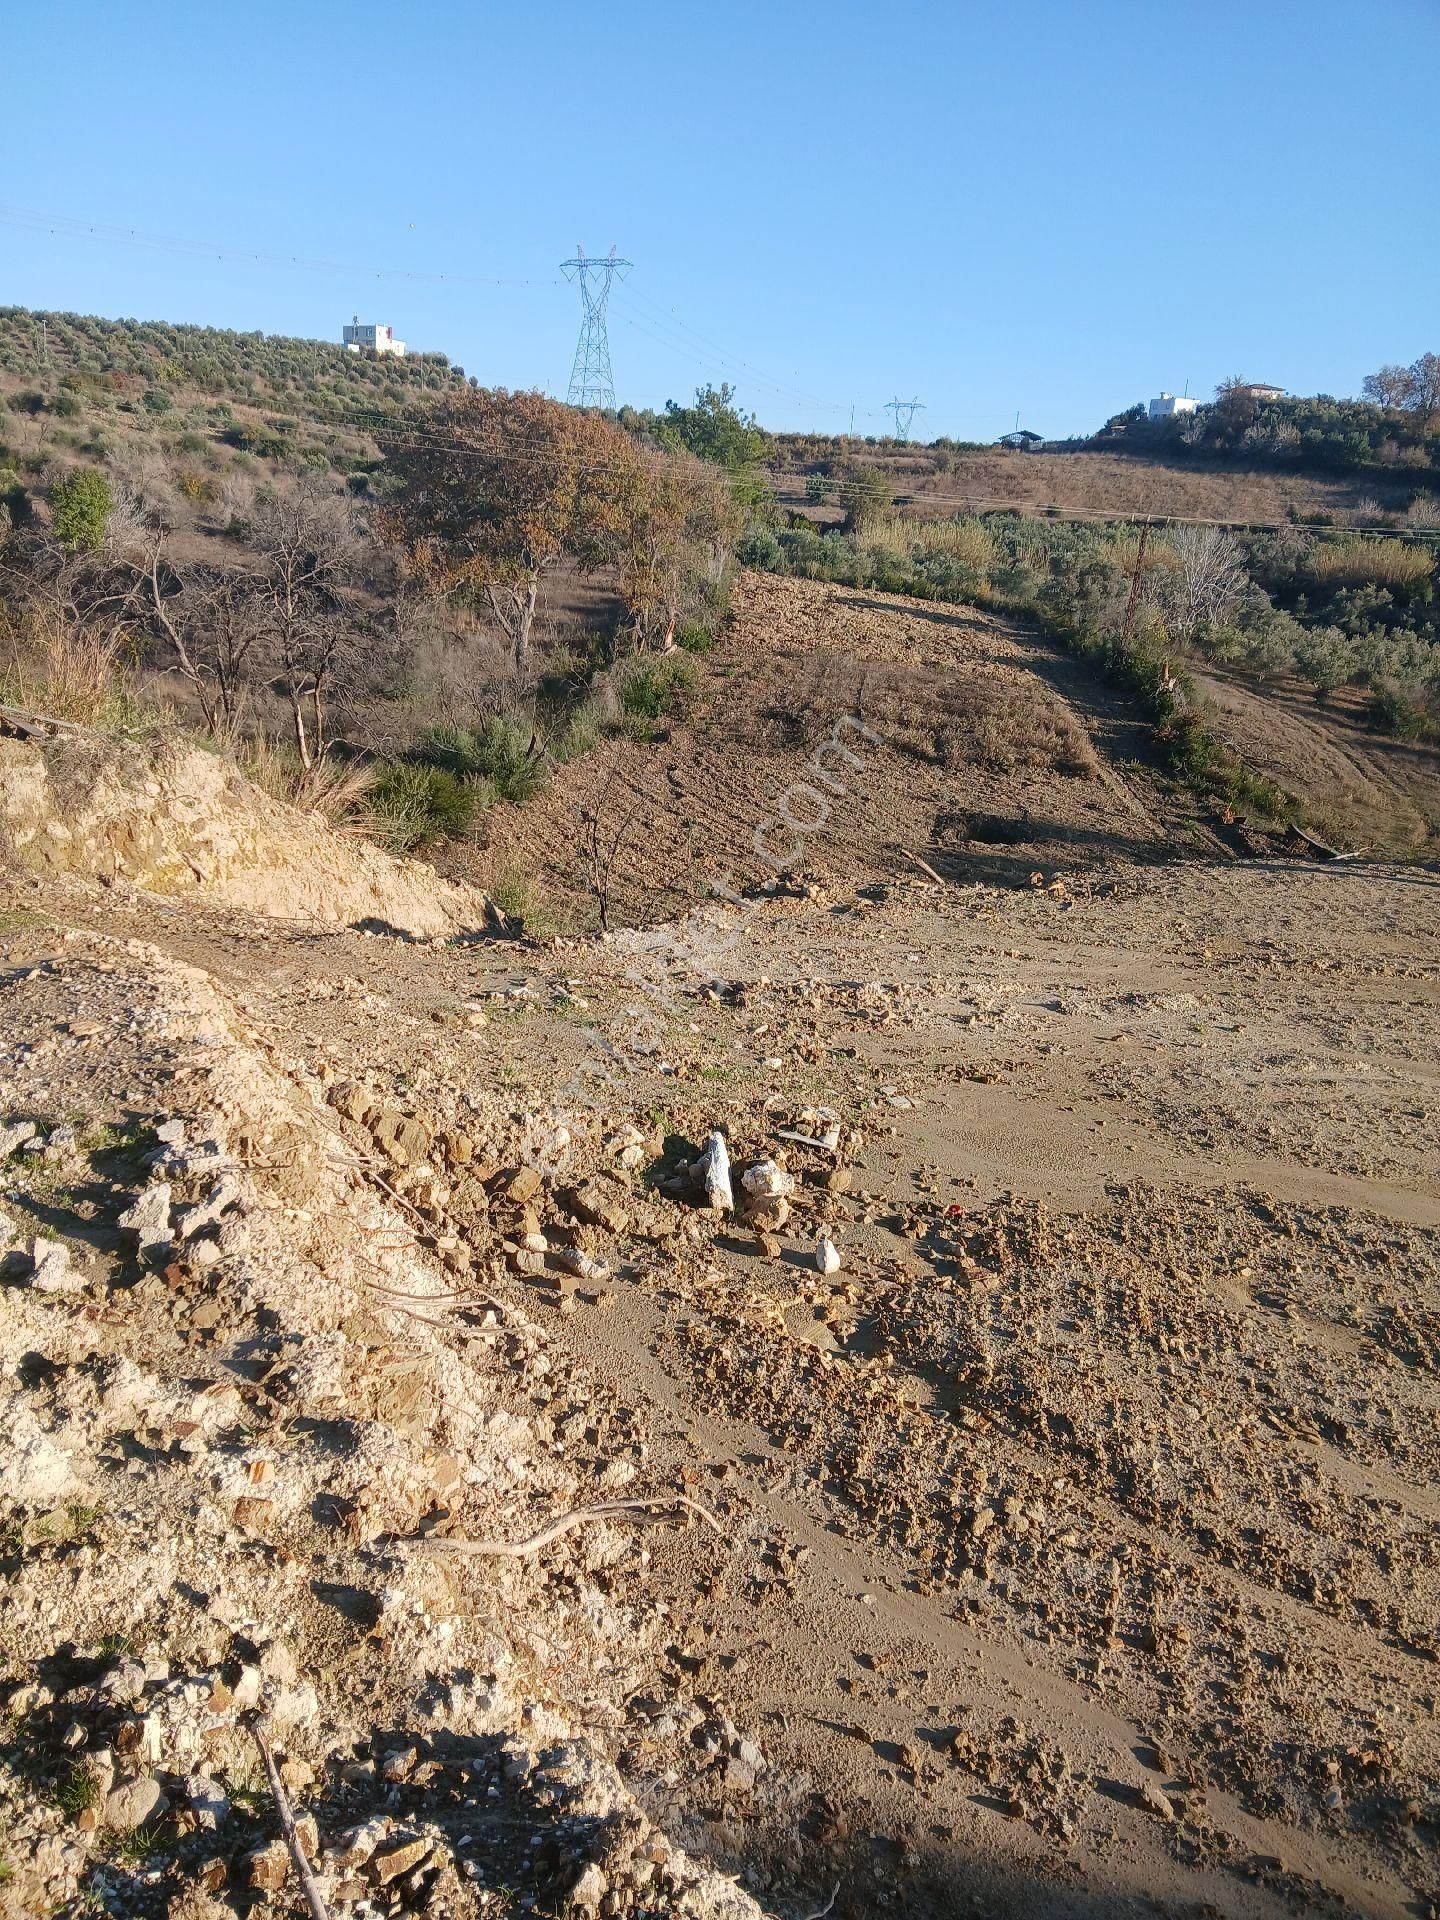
left=248, top=478, right=362, bottom=768
left=1362, top=364, right=1415, bottom=411
left=1160, top=525, right=1249, bottom=645
left=1362, top=353, right=1440, bottom=431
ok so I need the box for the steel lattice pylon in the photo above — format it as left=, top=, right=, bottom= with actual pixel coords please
left=884, top=396, right=926, bottom=443
left=561, top=245, right=630, bottom=409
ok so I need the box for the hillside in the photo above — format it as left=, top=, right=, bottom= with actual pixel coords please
left=773, top=445, right=1427, bottom=530
left=0, top=305, right=465, bottom=478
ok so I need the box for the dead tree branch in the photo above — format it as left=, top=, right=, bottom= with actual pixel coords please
left=248, top=1721, right=330, bottom=1920
left=416, top=1493, right=725, bottom=1558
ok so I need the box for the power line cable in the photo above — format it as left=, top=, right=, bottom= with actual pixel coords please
left=0, top=202, right=555, bottom=288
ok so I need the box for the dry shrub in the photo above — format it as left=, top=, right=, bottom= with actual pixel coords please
left=239, top=736, right=378, bottom=833
left=868, top=513, right=996, bottom=573
left=1104, top=530, right=1180, bottom=579
left=0, top=600, right=140, bottom=729
left=1310, top=537, right=1434, bottom=591
left=942, top=683, right=1099, bottom=777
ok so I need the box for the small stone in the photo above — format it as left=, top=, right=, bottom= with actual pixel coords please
left=747, top=1195, right=790, bottom=1231
left=373, top=1835, right=431, bottom=1883
left=381, top=1747, right=417, bottom=1782
left=570, top=1862, right=608, bottom=1910
left=554, top=1247, right=610, bottom=1283
left=327, top=1817, right=390, bottom=1871
left=567, top=1181, right=631, bottom=1234
left=699, top=1131, right=733, bottom=1212
left=28, top=1236, right=79, bottom=1292
left=370, top=1111, right=431, bottom=1167
left=118, top=1183, right=173, bottom=1261
left=1140, top=1781, right=1176, bottom=1821
left=507, top=1165, right=542, bottom=1204
left=243, top=1839, right=290, bottom=1891
left=175, top=1176, right=241, bottom=1241
left=0, top=1120, right=38, bottom=1157
left=104, top=1774, right=169, bottom=1832
left=328, top=1082, right=375, bottom=1125
left=814, top=1235, right=842, bottom=1276
left=741, top=1159, right=794, bottom=1200
left=185, top=1774, right=230, bottom=1831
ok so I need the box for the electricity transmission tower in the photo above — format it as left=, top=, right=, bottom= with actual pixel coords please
left=561, top=245, right=630, bottom=409
left=884, top=396, right=925, bottom=443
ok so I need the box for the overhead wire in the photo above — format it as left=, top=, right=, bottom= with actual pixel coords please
left=0, top=202, right=554, bottom=288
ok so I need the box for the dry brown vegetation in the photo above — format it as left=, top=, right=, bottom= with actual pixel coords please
left=780, top=447, right=1423, bottom=527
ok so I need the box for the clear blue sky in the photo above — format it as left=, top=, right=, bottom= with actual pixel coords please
left=6, top=0, right=1437, bottom=440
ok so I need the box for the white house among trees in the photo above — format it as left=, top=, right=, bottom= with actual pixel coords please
left=342, top=318, right=406, bottom=357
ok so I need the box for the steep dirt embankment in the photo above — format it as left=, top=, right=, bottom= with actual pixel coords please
left=1192, top=668, right=1440, bottom=853
left=0, top=726, right=500, bottom=939
left=477, top=571, right=1174, bottom=930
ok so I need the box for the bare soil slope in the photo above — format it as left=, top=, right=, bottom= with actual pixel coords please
left=2, top=596, right=1438, bottom=1920
left=1193, top=670, right=1440, bottom=853
left=778, top=448, right=1420, bottom=526
left=477, top=573, right=1176, bottom=929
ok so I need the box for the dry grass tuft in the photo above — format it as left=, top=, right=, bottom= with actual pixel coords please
left=1308, top=538, right=1434, bottom=590
left=867, top=514, right=997, bottom=574
left=239, top=738, right=379, bottom=833
left=0, top=602, right=144, bottom=730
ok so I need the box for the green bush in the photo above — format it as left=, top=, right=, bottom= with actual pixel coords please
left=1366, top=683, right=1439, bottom=742
left=674, top=621, right=714, bottom=653
left=618, top=656, right=697, bottom=721
left=370, top=761, right=481, bottom=851
left=50, top=468, right=111, bottom=552
left=414, top=715, right=547, bottom=803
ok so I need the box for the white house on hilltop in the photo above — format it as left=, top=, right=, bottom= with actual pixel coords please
left=1148, top=391, right=1199, bottom=420
left=343, top=318, right=406, bottom=358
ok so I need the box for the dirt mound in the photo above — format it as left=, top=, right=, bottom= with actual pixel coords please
left=478, top=571, right=1171, bottom=929
left=0, top=725, right=501, bottom=938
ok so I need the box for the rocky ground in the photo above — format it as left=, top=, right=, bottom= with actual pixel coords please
left=2, top=578, right=1438, bottom=1920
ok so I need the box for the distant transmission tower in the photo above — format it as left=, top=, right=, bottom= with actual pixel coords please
left=884, top=396, right=925, bottom=443
left=561, top=245, right=630, bottom=409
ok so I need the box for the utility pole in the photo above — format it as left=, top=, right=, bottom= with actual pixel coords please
left=560, top=245, right=630, bottom=410
left=1121, top=519, right=1151, bottom=652
left=39, top=317, right=48, bottom=369
left=884, top=396, right=925, bottom=444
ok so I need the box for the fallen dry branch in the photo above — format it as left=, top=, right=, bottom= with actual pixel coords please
left=415, top=1492, right=726, bottom=1559
left=898, top=845, right=948, bottom=887
left=249, top=1721, right=330, bottom=1920
left=801, top=1888, right=840, bottom=1920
